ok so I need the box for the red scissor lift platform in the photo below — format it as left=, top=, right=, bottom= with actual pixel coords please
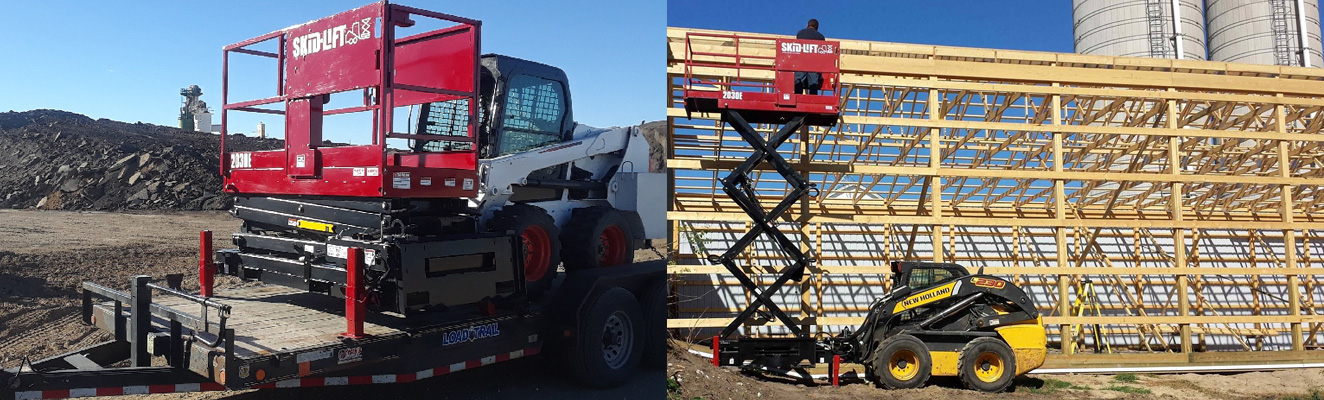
left=679, top=32, right=847, bottom=372
left=220, top=2, right=480, bottom=199
left=681, top=32, right=841, bottom=126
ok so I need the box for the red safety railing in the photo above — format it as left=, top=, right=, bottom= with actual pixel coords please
left=684, top=32, right=771, bottom=93
left=682, top=32, right=841, bottom=98
left=220, top=2, right=482, bottom=199
left=681, top=32, right=842, bottom=123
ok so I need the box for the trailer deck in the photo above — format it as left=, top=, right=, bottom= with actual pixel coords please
left=149, top=284, right=397, bottom=359
left=0, top=259, right=661, bottom=400
left=64, top=271, right=554, bottom=392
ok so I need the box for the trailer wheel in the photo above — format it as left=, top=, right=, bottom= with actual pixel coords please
left=957, top=337, right=1016, bottom=392
left=639, top=278, right=668, bottom=368
left=568, top=287, right=642, bottom=388
left=488, top=204, right=561, bottom=297
left=869, top=334, right=931, bottom=389
left=561, top=207, right=634, bottom=270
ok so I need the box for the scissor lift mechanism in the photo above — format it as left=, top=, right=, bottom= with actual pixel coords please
left=681, top=32, right=841, bottom=369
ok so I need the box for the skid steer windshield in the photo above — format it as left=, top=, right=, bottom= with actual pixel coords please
left=498, top=74, right=566, bottom=156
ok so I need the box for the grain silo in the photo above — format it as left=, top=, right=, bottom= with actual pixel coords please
left=1074, top=0, right=1208, bottom=59
left=1206, top=0, right=1323, bottom=67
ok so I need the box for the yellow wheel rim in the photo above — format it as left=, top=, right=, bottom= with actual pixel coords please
left=888, top=349, right=920, bottom=381
left=973, top=352, right=1005, bottom=383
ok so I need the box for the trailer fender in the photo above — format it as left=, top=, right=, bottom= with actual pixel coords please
left=545, top=260, right=665, bottom=344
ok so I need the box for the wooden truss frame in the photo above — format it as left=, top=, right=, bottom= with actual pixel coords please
left=666, top=27, right=1324, bottom=360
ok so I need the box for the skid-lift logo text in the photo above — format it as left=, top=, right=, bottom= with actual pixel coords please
left=780, top=42, right=835, bottom=55
left=292, top=18, right=372, bottom=59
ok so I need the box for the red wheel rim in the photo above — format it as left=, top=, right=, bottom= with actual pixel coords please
left=598, top=225, right=628, bottom=267
left=521, top=225, right=552, bottom=282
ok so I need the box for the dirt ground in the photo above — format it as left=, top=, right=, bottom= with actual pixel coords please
left=666, top=343, right=1324, bottom=400
left=0, top=210, right=663, bottom=399
left=0, top=210, right=236, bottom=368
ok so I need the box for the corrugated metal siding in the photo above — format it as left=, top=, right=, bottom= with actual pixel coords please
left=1075, top=0, right=1209, bottom=59
left=1207, top=0, right=1324, bottom=66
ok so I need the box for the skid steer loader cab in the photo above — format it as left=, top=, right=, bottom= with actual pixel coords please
left=890, top=261, right=969, bottom=292
left=415, top=54, right=574, bottom=203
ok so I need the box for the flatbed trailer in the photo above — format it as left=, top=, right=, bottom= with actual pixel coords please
left=2, top=253, right=662, bottom=400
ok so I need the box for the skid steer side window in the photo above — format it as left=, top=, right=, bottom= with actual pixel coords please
left=908, top=267, right=954, bottom=291
left=499, top=74, right=566, bottom=156
left=415, top=98, right=476, bottom=152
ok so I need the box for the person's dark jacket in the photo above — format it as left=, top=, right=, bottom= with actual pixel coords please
left=792, top=28, right=826, bottom=94
left=796, top=28, right=824, bottom=41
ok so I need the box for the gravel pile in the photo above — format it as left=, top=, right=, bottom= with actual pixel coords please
left=0, top=109, right=666, bottom=211
left=0, top=109, right=282, bottom=211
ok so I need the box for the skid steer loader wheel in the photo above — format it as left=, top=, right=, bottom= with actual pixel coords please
left=870, top=334, right=931, bottom=389
left=957, top=337, right=1017, bottom=392
left=561, top=207, right=634, bottom=270
left=567, top=287, right=642, bottom=388
left=488, top=204, right=561, bottom=297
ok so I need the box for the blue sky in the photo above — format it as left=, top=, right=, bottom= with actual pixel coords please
left=0, top=0, right=662, bottom=143
left=668, top=0, right=1075, bottom=53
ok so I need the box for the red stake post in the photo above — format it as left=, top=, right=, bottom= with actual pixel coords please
left=341, top=247, right=367, bottom=339
left=711, top=336, right=720, bottom=367
left=199, top=230, right=213, bottom=297
left=831, top=354, right=842, bottom=387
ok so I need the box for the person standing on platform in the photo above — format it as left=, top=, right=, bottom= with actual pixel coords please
left=794, top=19, right=825, bottom=95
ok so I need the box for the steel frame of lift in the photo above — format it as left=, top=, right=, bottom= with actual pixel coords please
left=679, top=32, right=844, bottom=373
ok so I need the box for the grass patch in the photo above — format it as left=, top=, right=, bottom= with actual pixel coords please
left=1105, top=385, right=1152, bottom=394
left=1113, top=372, right=1139, bottom=383
left=1027, top=379, right=1090, bottom=394
left=666, top=377, right=704, bottom=400
left=667, top=378, right=682, bottom=400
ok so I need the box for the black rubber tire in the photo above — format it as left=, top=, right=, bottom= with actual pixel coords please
left=869, top=334, right=932, bottom=389
left=487, top=204, right=561, bottom=297
left=957, top=337, right=1017, bottom=393
left=567, top=287, right=643, bottom=389
left=560, top=206, right=635, bottom=270
left=638, top=278, right=668, bottom=369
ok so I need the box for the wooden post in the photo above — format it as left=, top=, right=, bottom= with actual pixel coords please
left=1051, top=89, right=1072, bottom=354
left=667, top=113, right=678, bottom=266
left=1278, top=103, right=1305, bottom=351
left=1169, top=120, right=1192, bottom=354
left=1057, top=227, right=1072, bottom=354
left=929, top=86, right=944, bottom=263
left=799, top=123, right=814, bottom=336
left=815, top=223, right=824, bottom=335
